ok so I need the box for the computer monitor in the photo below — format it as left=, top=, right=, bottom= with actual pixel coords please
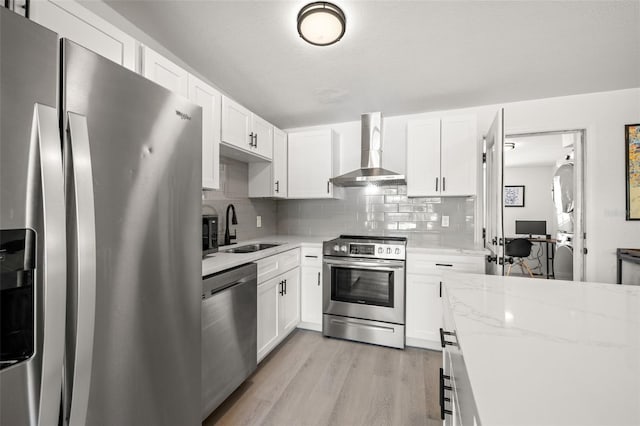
left=515, top=220, right=547, bottom=237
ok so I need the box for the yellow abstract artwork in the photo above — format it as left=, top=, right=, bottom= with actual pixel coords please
left=627, top=124, right=640, bottom=220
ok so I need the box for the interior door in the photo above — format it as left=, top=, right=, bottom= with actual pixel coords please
left=484, top=109, right=505, bottom=275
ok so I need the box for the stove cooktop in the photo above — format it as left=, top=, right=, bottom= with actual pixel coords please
left=324, top=235, right=406, bottom=260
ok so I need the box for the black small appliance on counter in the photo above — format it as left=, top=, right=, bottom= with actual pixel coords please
left=202, top=214, right=219, bottom=256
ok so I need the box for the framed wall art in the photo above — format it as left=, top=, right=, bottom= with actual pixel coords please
left=504, top=185, right=525, bottom=207
left=626, top=124, right=640, bottom=220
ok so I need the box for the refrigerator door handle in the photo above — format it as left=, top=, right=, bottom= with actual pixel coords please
left=30, top=104, right=67, bottom=426
left=66, top=112, right=97, bottom=426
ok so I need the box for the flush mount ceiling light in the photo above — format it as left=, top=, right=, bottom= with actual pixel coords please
left=297, top=2, right=346, bottom=46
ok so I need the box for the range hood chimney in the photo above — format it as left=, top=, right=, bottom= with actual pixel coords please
left=330, top=112, right=406, bottom=187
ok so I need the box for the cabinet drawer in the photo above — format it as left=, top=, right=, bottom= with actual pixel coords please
left=407, top=252, right=484, bottom=275
left=301, top=246, right=322, bottom=267
left=256, top=248, right=300, bottom=284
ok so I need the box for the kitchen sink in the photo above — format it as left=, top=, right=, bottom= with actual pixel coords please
left=224, top=243, right=282, bottom=254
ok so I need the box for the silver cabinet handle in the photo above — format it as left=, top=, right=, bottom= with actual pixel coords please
left=317, top=272, right=321, bottom=286
left=249, top=132, right=254, bottom=147
left=275, top=180, right=279, bottom=193
left=30, top=104, right=67, bottom=426
left=66, top=112, right=97, bottom=426
left=442, top=176, right=446, bottom=192
left=254, top=133, right=258, bottom=148
left=327, top=181, right=330, bottom=193
left=435, top=177, right=439, bottom=192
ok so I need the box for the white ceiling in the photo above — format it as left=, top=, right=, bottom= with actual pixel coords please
left=102, top=0, right=639, bottom=129
left=504, top=134, right=572, bottom=168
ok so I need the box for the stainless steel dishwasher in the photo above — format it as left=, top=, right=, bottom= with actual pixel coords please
left=201, top=263, right=257, bottom=420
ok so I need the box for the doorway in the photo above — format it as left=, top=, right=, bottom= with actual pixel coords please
left=483, top=114, right=586, bottom=281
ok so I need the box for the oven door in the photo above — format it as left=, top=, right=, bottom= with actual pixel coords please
left=323, top=256, right=405, bottom=324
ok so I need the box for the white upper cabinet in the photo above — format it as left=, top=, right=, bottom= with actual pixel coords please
left=221, top=96, right=252, bottom=151
left=272, top=128, right=288, bottom=198
left=248, top=127, right=287, bottom=198
left=221, top=96, right=273, bottom=161
left=188, top=74, right=221, bottom=190
left=288, top=129, right=341, bottom=199
left=30, top=0, right=136, bottom=71
left=141, top=46, right=188, bottom=97
left=407, top=115, right=477, bottom=197
left=407, top=118, right=441, bottom=197
left=251, top=114, right=274, bottom=159
left=440, top=116, right=477, bottom=196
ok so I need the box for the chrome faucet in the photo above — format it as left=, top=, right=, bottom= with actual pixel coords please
left=224, top=204, right=238, bottom=246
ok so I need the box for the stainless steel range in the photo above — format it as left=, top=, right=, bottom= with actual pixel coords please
left=322, top=235, right=407, bottom=349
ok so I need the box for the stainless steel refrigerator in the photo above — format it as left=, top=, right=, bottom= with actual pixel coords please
left=1, top=8, right=202, bottom=425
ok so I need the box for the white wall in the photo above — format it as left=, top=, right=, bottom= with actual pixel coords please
left=287, top=88, right=640, bottom=283
left=503, top=166, right=556, bottom=237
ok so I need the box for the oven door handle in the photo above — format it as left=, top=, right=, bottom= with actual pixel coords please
left=323, top=257, right=405, bottom=270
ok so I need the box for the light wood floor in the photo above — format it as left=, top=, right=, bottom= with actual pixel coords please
left=204, top=329, right=443, bottom=426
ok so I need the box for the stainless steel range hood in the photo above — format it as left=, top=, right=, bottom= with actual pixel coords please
left=330, top=112, right=406, bottom=187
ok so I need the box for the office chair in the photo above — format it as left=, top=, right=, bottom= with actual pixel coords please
left=506, top=239, right=534, bottom=277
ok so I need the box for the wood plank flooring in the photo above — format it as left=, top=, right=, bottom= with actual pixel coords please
left=204, top=330, right=443, bottom=426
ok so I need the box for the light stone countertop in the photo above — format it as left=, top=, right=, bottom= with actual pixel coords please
left=202, top=235, right=327, bottom=277
left=202, top=234, right=489, bottom=276
left=443, top=272, right=640, bottom=426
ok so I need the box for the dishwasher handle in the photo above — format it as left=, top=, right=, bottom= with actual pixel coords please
left=202, top=263, right=257, bottom=300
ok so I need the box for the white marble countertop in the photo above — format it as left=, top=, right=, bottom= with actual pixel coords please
left=202, top=235, right=328, bottom=277
left=406, top=245, right=488, bottom=256
left=443, top=272, right=640, bottom=426
left=202, top=234, right=489, bottom=276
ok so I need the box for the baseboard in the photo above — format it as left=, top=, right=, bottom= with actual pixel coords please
left=297, top=321, right=322, bottom=332
left=406, top=337, right=442, bottom=351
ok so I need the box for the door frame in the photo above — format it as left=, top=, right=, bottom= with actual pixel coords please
left=502, top=128, right=587, bottom=281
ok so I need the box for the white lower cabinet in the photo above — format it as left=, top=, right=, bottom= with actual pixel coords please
left=257, top=276, right=280, bottom=361
left=299, top=246, right=323, bottom=331
left=279, top=268, right=300, bottom=335
left=256, top=249, right=301, bottom=362
left=406, top=251, right=484, bottom=350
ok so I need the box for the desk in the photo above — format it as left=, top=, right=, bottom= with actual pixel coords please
left=617, top=248, right=640, bottom=284
left=505, top=237, right=556, bottom=279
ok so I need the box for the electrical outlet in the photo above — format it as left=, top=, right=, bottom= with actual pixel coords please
left=442, top=216, right=450, bottom=227
left=256, top=215, right=262, bottom=228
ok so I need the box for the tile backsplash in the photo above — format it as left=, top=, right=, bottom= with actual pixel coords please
left=277, top=186, right=475, bottom=247
left=202, top=157, right=277, bottom=244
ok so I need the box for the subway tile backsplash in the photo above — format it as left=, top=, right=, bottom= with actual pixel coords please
left=202, top=157, right=277, bottom=244
left=203, top=160, right=475, bottom=248
left=277, top=186, right=475, bottom=247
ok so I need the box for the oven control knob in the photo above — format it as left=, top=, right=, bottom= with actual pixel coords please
left=395, top=248, right=400, bottom=255
left=378, top=247, right=383, bottom=254
left=333, top=244, right=340, bottom=252
left=386, top=247, right=392, bottom=254
left=340, top=245, right=348, bottom=252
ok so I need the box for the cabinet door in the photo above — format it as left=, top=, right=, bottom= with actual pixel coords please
left=142, top=46, right=188, bottom=97
left=30, top=0, right=136, bottom=71
left=221, top=96, right=252, bottom=151
left=188, top=74, right=221, bottom=190
left=272, top=128, right=288, bottom=198
left=288, top=129, right=334, bottom=198
left=440, top=116, right=477, bottom=196
left=406, top=273, right=442, bottom=346
left=251, top=114, right=273, bottom=160
left=300, top=266, right=322, bottom=327
left=407, top=118, right=441, bottom=197
left=257, top=277, right=280, bottom=361
left=280, top=268, right=300, bottom=335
